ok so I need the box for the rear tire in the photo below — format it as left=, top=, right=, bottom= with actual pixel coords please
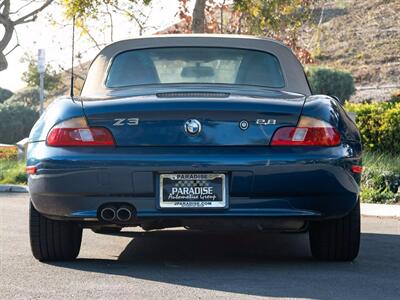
left=29, top=202, right=82, bottom=261
left=309, top=201, right=360, bottom=261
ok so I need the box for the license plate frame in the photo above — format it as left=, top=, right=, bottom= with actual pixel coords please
left=159, top=173, right=227, bottom=209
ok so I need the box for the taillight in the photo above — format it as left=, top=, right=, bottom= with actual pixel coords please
left=26, top=166, right=37, bottom=174
left=351, top=165, right=363, bottom=173
left=271, top=116, right=340, bottom=146
left=47, top=117, right=115, bottom=147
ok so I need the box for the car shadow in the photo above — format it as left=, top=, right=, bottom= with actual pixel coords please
left=50, top=229, right=400, bottom=298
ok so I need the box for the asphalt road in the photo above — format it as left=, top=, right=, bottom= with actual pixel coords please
left=1, top=193, right=399, bottom=300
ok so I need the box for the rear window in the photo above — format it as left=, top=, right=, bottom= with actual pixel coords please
left=106, top=47, right=285, bottom=89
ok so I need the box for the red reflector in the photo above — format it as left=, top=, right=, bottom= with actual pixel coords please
left=47, top=127, right=115, bottom=147
left=351, top=165, right=363, bottom=173
left=271, top=127, right=340, bottom=146
left=26, top=166, right=37, bottom=174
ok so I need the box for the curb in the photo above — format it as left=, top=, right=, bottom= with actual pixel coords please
left=361, top=203, right=400, bottom=219
left=0, top=184, right=28, bottom=193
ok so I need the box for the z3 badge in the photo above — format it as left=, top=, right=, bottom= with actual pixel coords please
left=256, top=119, right=276, bottom=125
left=113, top=118, right=139, bottom=126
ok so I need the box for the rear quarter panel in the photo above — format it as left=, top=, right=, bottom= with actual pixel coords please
left=28, top=96, right=84, bottom=143
left=302, top=95, right=362, bottom=183
left=302, top=95, right=361, bottom=142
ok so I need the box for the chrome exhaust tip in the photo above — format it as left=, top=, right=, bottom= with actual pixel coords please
left=100, top=207, right=116, bottom=222
left=116, top=207, right=132, bottom=222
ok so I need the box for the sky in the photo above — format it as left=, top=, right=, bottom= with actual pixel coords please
left=0, top=0, right=186, bottom=92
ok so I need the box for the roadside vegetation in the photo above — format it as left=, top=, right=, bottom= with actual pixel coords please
left=345, top=94, right=400, bottom=154
left=361, top=152, right=400, bottom=204
left=306, top=66, right=355, bottom=101
left=0, top=160, right=27, bottom=185
left=0, top=147, right=26, bottom=185
left=345, top=90, right=400, bottom=204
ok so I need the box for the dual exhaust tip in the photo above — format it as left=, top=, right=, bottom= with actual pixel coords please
left=100, top=205, right=135, bottom=223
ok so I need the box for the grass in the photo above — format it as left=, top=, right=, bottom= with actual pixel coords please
left=361, top=152, right=400, bottom=204
left=363, top=152, right=400, bottom=172
left=0, top=160, right=27, bottom=185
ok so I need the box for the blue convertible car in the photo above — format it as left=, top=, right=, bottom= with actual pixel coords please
left=27, top=35, right=362, bottom=262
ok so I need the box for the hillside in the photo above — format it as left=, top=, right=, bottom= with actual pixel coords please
left=299, top=0, right=399, bottom=88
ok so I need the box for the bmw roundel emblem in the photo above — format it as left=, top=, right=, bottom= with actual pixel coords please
left=185, top=119, right=201, bottom=135
left=239, top=120, right=249, bottom=130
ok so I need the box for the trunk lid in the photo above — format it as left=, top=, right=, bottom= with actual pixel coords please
left=82, top=91, right=305, bottom=146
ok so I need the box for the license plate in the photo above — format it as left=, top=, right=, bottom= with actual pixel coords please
left=159, top=173, right=226, bottom=208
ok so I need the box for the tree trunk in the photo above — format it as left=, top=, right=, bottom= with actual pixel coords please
left=0, top=0, right=54, bottom=71
left=192, top=0, right=207, bottom=33
left=0, top=21, right=14, bottom=72
left=0, top=52, right=8, bottom=72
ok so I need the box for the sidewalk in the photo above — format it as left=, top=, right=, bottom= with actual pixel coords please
left=0, top=184, right=28, bottom=193
left=361, top=203, right=400, bottom=219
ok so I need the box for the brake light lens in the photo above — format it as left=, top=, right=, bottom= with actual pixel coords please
left=47, top=117, right=115, bottom=147
left=351, top=165, right=363, bottom=173
left=26, top=166, right=37, bottom=174
left=271, top=116, right=340, bottom=146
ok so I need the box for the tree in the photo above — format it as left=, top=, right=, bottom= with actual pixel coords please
left=57, top=0, right=158, bottom=94
left=160, top=0, right=314, bottom=64
left=61, top=0, right=154, bottom=45
left=160, top=0, right=236, bottom=35
left=0, top=102, right=39, bottom=143
left=21, top=55, right=61, bottom=92
left=307, top=67, right=355, bottom=101
left=61, top=0, right=213, bottom=35
left=0, top=86, right=13, bottom=103
left=5, top=87, right=43, bottom=109
left=0, top=0, right=54, bottom=71
left=233, top=0, right=315, bottom=55
left=192, top=0, right=207, bottom=33
left=159, top=0, right=228, bottom=34
left=58, top=0, right=314, bottom=82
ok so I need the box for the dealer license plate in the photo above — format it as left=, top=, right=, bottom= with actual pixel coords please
left=159, top=173, right=226, bottom=208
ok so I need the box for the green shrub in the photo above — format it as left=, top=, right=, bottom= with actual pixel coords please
left=306, top=67, right=355, bottom=101
left=0, top=160, right=27, bottom=185
left=14, top=172, right=27, bottom=184
left=345, top=101, right=400, bottom=154
left=5, top=87, right=42, bottom=108
left=361, top=187, right=399, bottom=204
left=361, top=152, right=399, bottom=204
left=0, top=102, right=39, bottom=144
left=21, top=54, right=61, bottom=92
left=0, top=87, right=13, bottom=103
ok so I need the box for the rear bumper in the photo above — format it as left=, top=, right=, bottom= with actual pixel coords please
left=28, top=142, right=361, bottom=221
left=29, top=195, right=357, bottom=221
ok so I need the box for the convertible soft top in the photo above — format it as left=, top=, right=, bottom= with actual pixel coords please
left=81, top=34, right=311, bottom=97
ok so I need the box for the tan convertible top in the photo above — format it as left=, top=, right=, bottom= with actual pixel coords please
left=80, top=34, right=311, bottom=97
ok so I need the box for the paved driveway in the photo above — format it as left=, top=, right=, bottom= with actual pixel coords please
left=1, top=193, right=399, bottom=299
